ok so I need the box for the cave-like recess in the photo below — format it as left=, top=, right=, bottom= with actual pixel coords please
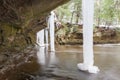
left=0, top=0, right=69, bottom=50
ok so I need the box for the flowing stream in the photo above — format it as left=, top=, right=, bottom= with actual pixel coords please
left=1, top=45, right=120, bottom=80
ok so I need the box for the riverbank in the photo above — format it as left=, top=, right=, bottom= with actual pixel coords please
left=55, top=24, right=120, bottom=45
left=56, top=38, right=120, bottom=45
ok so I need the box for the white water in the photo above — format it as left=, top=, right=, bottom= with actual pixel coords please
left=36, top=29, right=45, bottom=47
left=49, top=11, right=55, bottom=51
left=77, top=0, right=100, bottom=73
left=37, top=46, right=57, bottom=67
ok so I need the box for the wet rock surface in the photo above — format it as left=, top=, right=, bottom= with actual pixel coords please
left=0, top=0, right=70, bottom=51
left=0, top=0, right=69, bottom=25
left=0, top=47, right=37, bottom=79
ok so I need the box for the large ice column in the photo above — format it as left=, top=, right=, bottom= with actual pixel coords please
left=36, top=29, right=45, bottom=47
left=49, top=11, right=55, bottom=51
left=77, top=0, right=100, bottom=73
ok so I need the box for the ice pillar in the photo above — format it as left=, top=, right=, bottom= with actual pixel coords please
left=36, top=29, right=45, bottom=47
left=45, top=28, right=49, bottom=46
left=77, top=0, right=100, bottom=73
left=49, top=11, right=55, bottom=51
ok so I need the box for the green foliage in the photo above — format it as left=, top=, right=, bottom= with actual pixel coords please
left=95, top=0, right=120, bottom=26
left=101, top=0, right=114, bottom=21
left=56, top=0, right=120, bottom=27
left=55, top=0, right=82, bottom=23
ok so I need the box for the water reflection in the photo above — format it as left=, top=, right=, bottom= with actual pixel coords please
left=36, top=45, right=120, bottom=80
left=37, top=47, right=45, bottom=65
left=48, top=52, right=57, bottom=67
left=37, top=46, right=58, bottom=68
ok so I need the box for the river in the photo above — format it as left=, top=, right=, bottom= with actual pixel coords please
left=1, top=44, right=120, bottom=80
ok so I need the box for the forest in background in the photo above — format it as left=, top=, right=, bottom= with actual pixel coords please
left=54, top=0, right=120, bottom=45
left=55, top=0, right=120, bottom=27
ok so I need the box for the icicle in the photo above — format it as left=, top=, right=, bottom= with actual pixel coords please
left=77, top=0, right=100, bottom=73
left=37, top=47, right=45, bottom=65
left=45, top=28, right=49, bottom=46
left=36, top=29, right=45, bottom=47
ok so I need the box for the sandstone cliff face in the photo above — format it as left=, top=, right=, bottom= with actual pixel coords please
left=0, top=0, right=69, bottom=50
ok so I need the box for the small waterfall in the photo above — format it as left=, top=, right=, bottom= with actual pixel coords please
left=49, top=11, right=55, bottom=51
left=77, top=0, right=100, bottom=73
